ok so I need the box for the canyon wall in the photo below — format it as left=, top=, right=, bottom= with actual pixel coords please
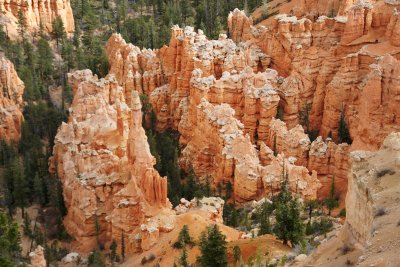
left=0, top=55, right=24, bottom=142
left=50, top=70, right=173, bottom=253
left=0, top=0, right=74, bottom=40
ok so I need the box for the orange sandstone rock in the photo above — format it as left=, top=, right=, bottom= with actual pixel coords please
left=50, top=70, right=172, bottom=253
left=0, top=55, right=24, bottom=142
left=29, top=246, right=46, bottom=267
left=0, top=0, right=74, bottom=40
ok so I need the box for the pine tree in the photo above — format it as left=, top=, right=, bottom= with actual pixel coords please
left=0, top=211, right=21, bottom=264
left=121, top=230, right=125, bottom=262
left=258, top=199, right=272, bottom=235
left=199, top=224, right=228, bottom=267
left=179, top=244, right=189, bottom=267
left=225, top=181, right=233, bottom=199
left=338, top=109, right=352, bottom=144
left=304, top=199, right=319, bottom=222
left=88, top=250, right=106, bottom=267
left=233, top=245, right=241, bottom=265
left=174, top=225, right=192, bottom=248
left=17, top=9, right=27, bottom=40
left=95, top=215, right=101, bottom=248
left=273, top=168, right=305, bottom=246
left=37, top=37, right=54, bottom=81
left=274, top=197, right=304, bottom=246
left=110, top=239, right=117, bottom=262
left=324, top=175, right=339, bottom=216
left=204, top=176, right=212, bottom=197
left=33, top=173, right=46, bottom=205
left=10, top=158, right=29, bottom=217
left=52, top=16, right=66, bottom=47
left=183, top=165, right=197, bottom=200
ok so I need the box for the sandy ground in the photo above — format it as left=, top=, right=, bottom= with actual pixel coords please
left=121, top=210, right=291, bottom=266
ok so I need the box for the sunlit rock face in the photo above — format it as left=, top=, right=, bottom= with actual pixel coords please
left=0, top=0, right=74, bottom=40
left=50, top=70, right=172, bottom=253
left=0, top=55, right=24, bottom=142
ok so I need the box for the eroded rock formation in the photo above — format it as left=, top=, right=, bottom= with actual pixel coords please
left=0, top=0, right=74, bottom=40
left=229, top=2, right=400, bottom=150
left=29, top=246, right=46, bottom=267
left=50, top=70, right=172, bottom=253
left=104, top=29, right=323, bottom=201
left=0, top=55, right=24, bottom=142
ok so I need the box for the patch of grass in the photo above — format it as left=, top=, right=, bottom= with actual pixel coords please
left=374, top=207, right=387, bottom=217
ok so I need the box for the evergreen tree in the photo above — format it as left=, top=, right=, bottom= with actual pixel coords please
left=273, top=168, right=304, bottom=246
left=179, top=244, right=189, bottom=267
left=37, top=37, right=54, bottom=81
left=183, top=165, right=197, bottom=200
left=324, top=175, right=339, bottom=216
left=233, top=245, right=241, bottom=265
left=17, top=9, right=27, bottom=40
left=273, top=135, right=278, bottom=156
left=174, top=225, right=192, bottom=248
left=10, top=158, right=29, bottom=217
left=204, top=176, right=212, bottom=197
left=258, top=199, right=272, bottom=235
left=88, top=250, right=106, bottom=267
left=304, top=199, right=319, bottom=222
left=121, top=230, right=125, bottom=262
left=212, top=16, right=223, bottom=39
left=225, top=181, right=233, bottom=200
left=33, top=173, right=46, bottom=205
left=110, top=239, right=117, bottom=262
left=274, top=197, right=304, bottom=246
left=199, top=224, right=228, bottom=267
left=338, top=109, right=352, bottom=144
left=95, top=215, right=101, bottom=248
left=0, top=211, right=21, bottom=264
left=52, top=16, right=66, bottom=47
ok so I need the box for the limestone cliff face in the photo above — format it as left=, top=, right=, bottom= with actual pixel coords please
left=0, top=0, right=74, bottom=40
left=0, top=55, right=24, bottom=142
left=50, top=70, right=172, bottom=253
